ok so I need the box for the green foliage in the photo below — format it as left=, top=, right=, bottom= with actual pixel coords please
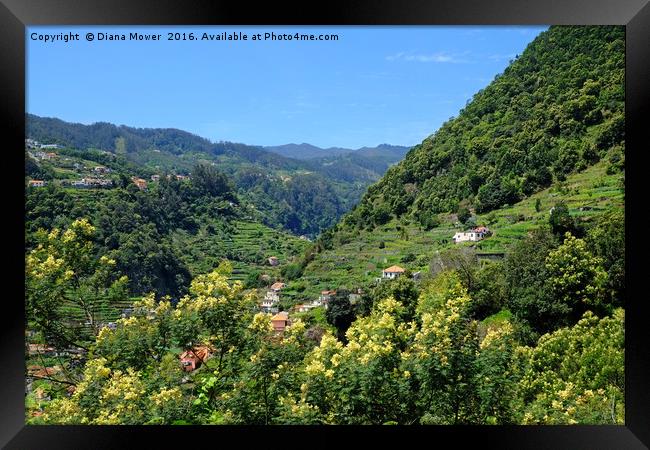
left=342, top=26, right=624, bottom=227
left=33, top=258, right=624, bottom=426
left=400, top=252, right=417, bottom=263
left=549, top=201, right=580, bottom=237
left=469, top=262, right=508, bottom=320
left=27, top=26, right=625, bottom=427
left=504, top=228, right=560, bottom=339
left=545, top=233, right=607, bottom=320
left=325, top=291, right=356, bottom=342
left=25, top=219, right=129, bottom=351
left=515, top=310, right=624, bottom=424
left=280, top=263, right=304, bottom=281
left=457, top=205, right=472, bottom=224
left=586, top=210, right=624, bottom=305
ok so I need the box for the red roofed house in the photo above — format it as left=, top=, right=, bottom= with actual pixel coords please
left=28, top=180, right=45, bottom=188
left=382, top=265, right=405, bottom=280
left=472, top=226, right=491, bottom=238
left=270, top=282, right=286, bottom=292
left=271, top=311, right=290, bottom=333
left=180, top=345, right=213, bottom=372
left=131, top=177, right=147, bottom=190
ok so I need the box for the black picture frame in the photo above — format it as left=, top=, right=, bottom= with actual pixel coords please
left=2, top=0, right=648, bottom=448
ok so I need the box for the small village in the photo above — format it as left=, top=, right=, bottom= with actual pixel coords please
left=26, top=140, right=191, bottom=191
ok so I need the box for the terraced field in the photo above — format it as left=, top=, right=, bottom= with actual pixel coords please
left=295, top=162, right=624, bottom=302
left=172, top=219, right=310, bottom=282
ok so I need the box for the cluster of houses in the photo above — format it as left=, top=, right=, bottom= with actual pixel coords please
left=452, top=226, right=491, bottom=243
left=260, top=282, right=286, bottom=313
left=28, top=150, right=58, bottom=161
left=26, top=139, right=63, bottom=151
left=70, top=177, right=113, bottom=188
left=293, top=290, right=335, bottom=313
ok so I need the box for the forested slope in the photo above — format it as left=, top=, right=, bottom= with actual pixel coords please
left=342, top=26, right=624, bottom=230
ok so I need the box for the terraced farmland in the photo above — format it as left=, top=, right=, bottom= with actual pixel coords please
left=297, top=161, right=624, bottom=301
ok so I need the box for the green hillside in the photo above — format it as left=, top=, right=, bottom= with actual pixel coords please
left=27, top=115, right=409, bottom=238
left=293, top=160, right=623, bottom=301
left=342, top=26, right=624, bottom=231
left=25, top=165, right=309, bottom=299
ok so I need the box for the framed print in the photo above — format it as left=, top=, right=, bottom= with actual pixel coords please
left=2, top=0, right=648, bottom=448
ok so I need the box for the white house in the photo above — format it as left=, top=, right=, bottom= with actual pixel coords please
left=94, top=166, right=111, bottom=174
left=260, top=298, right=279, bottom=313
left=382, top=265, right=405, bottom=280
left=264, top=290, right=280, bottom=303
left=260, top=290, right=280, bottom=313
left=452, top=226, right=491, bottom=243
left=452, top=231, right=480, bottom=243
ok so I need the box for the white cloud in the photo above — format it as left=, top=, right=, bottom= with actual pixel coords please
left=386, top=51, right=470, bottom=64
left=487, top=53, right=517, bottom=62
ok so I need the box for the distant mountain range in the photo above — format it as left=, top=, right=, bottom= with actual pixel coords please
left=263, top=143, right=411, bottom=160
left=26, top=114, right=410, bottom=237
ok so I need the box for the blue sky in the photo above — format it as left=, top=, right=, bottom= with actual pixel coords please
left=27, top=26, right=547, bottom=149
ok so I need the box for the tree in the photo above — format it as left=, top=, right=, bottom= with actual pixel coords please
left=190, top=163, right=237, bottom=201
left=407, top=281, right=480, bottom=424
left=325, top=291, right=356, bottom=342
left=586, top=211, right=625, bottom=306
left=469, top=261, right=508, bottom=320
left=515, top=309, right=624, bottom=424
left=298, top=297, right=417, bottom=424
left=549, top=201, right=579, bottom=237
left=429, top=247, right=479, bottom=292
left=367, top=276, right=419, bottom=322
left=220, top=317, right=313, bottom=425
left=26, top=219, right=129, bottom=353
left=40, top=357, right=188, bottom=425
left=544, top=233, right=607, bottom=321
left=172, top=261, right=257, bottom=373
left=457, top=205, right=472, bottom=225
left=504, top=227, right=559, bottom=340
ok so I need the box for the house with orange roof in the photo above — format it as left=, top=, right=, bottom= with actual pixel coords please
left=271, top=311, right=290, bottom=333
left=131, top=177, right=147, bottom=190
left=382, top=265, right=405, bottom=280
left=270, top=282, right=286, bottom=292
left=179, top=345, right=213, bottom=372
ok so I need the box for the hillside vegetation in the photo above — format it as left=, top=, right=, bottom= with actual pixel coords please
left=25, top=164, right=308, bottom=299
left=342, top=26, right=624, bottom=230
left=293, top=160, right=623, bottom=300
left=27, top=115, right=409, bottom=237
